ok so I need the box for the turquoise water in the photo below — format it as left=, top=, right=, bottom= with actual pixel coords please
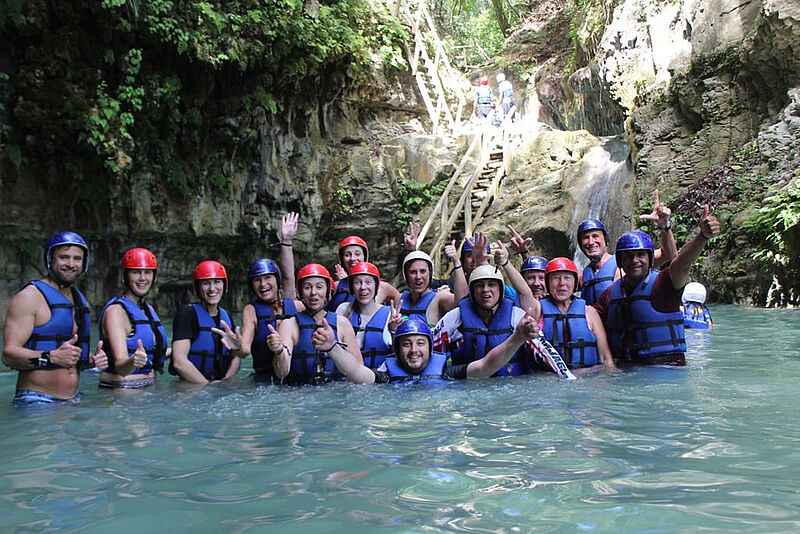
left=1, top=305, right=799, bottom=532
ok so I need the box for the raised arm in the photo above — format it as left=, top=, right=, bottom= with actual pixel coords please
left=640, top=190, right=677, bottom=268
left=467, top=308, right=539, bottom=378
left=669, top=205, right=721, bottom=290
left=445, top=239, right=468, bottom=302
left=507, top=224, right=533, bottom=260
left=495, top=241, right=540, bottom=319
left=279, top=212, right=299, bottom=297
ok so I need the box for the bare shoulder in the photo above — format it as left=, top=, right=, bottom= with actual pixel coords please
left=7, top=283, right=44, bottom=316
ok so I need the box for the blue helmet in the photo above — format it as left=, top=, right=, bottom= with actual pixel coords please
left=393, top=318, right=433, bottom=354
left=248, top=258, right=281, bottom=287
left=615, top=231, right=654, bottom=266
left=577, top=219, right=609, bottom=245
left=461, top=237, right=491, bottom=256
left=520, top=256, right=548, bottom=272
left=44, top=231, right=89, bottom=275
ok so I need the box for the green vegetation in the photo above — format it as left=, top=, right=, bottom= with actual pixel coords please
left=394, top=173, right=448, bottom=230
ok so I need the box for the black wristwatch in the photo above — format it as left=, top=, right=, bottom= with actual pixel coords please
left=29, top=351, right=51, bottom=368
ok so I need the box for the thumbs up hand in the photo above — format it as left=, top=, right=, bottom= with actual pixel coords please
left=131, top=339, right=148, bottom=368
left=92, top=340, right=109, bottom=371
left=311, top=318, right=336, bottom=352
left=699, top=204, right=721, bottom=239
left=51, top=334, right=82, bottom=367
left=266, top=324, right=284, bottom=353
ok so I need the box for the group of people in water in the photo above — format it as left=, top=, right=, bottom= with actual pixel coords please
left=1, top=193, right=721, bottom=404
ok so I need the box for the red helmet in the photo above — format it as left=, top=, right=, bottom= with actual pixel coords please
left=297, top=263, right=334, bottom=295
left=348, top=261, right=381, bottom=294
left=193, top=260, right=228, bottom=295
left=545, top=257, right=578, bottom=287
left=338, top=236, right=369, bottom=266
left=122, top=248, right=157, bottom=270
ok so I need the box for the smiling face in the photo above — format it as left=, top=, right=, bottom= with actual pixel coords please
left=397, top=334, right=431, bottom=374
left=198, top=278, right=225, bottom=306
left=523, top=270, right=547, bottom=299
left=579, top=230, right=607, bottom=262
left=49, top=245, right=85, bottom=286
left=251, top=274, right=278, bottom=304
left=300, top=276, right=329, bottom=312
left=617, top=249, right=650, bottom=281
left=406, top=260, right=430, bottom=294
left=351, top=274, right=377, bottom=305
left=546, top=271, right=576, bottom=303
left=125, top=269, right=155, bottom=298
left=471, top=279, right=502, bottom=310
left=341, top=245, right=366, bottom=273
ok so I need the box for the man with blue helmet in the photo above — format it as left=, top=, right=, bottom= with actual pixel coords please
left=593, top=205, right=721, bottom=366
left=2, top=231, right=108, bottom=404
left=322, top=315, right=540, bottom=384
left=578, top=190, right=677, bottom=305
left=520, top=256, right=549, bottom=300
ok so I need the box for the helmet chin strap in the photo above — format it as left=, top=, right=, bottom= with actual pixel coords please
left=48, top=271, right=72, bottom=290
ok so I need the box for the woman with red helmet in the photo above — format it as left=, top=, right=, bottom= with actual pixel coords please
left=170, top=260, right=242, bottom=384
left=539, top=258, right=614, bottom=373
left=327, top=235, right=400, bottom=312
left=98, top=248, right=169, bottom=389
left=267, top=263, right=361, bottom=385
left=240, top=212, right=306, bottom=383
left=334, top=262, right=395, bottom=371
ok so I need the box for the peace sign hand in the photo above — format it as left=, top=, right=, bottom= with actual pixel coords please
left=211, top=320, right=243, bottom=353
left=388, top=299, right=404, bottom=333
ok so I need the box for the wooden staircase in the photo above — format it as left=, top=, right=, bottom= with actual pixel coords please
left=395, top=0, right=467, bottom=136
left=416, top=106, right=519, bottom=276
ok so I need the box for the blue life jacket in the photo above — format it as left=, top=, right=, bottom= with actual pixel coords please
left=99, top=296, right=167, bottom=374
left=350, top=305, right=392, bottom=370
left=399, top=289, right=437, bottom=323
left=287, top=311, right=340, bottom=385
left=328, top=280, right=354, bottom=312
left=581, top=256, right=617, bottom=305
left=384, top=352, right=448, bottom=383
left=606, top=270, right=687, bottom=363
left=23, top=280, right=90, bottom=369
left=450, top=297, right=530, bottom=376
left=540, top=296, right=598, bottom=368
left=683, top=302, right=712, bottom=329
left=174, top=304, right=233, bottom=381
left=251, top=298, right=298, bottom=381
left=504, top=284, right=520, bottom=307
left=500, top=81, right=514, bottom=100
left=476, top=85, right=492, bottom=105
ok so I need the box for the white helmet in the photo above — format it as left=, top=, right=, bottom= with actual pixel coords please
left=468, top=264, right=505, bottom=306
left=496, top=73, right=505, bottom=83
left=402, top=250, right=434, bottom=285
left=682, top=282, right=707, bottom=304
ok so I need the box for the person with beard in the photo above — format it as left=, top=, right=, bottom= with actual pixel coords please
left=539, top=258, right=614, bottom=374
left=268, top=263, right=362, bottom=385
left=2, top=231, right=108, bottom=405
left=98, top=248, right=169, bottom=389
left=319, top=317, right=539, bottom=384
left=593, top=205, right=721, bottom=366
left=327, top=235, right=400, bottom=312
left=170, top=260, right=242, bottom=384
left=578, top=190, right=677, bottom=305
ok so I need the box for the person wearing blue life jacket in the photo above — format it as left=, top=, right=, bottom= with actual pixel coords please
left=2, top=231, right=108, bottom=405
left=474, top=77, right=493, bottom=119
left=593, top=205, right=721, bottom=366
left=433, top=247, right=542, bottom=377
left=399, top=244, right=466, bottom=326
left=323, top=316, right=539, bottom=384
left=496, top=73, right=515, bottom=117
left=170, top=261, right=243, bottom=384
left=268, top=263, right=362, bottom=385
left=505, top=224, right=548, bottom=301
left=578, top=190, right=677, bottom=305
left=540, top=258, right=615, bottom=373
left=335, top=262, right=397, bottom=371
left=461, top=235, right=521, bottom=306
left=98, top=248, right=168, bottom=389
left=681, top=282, right=713, bottom=329
left=327, top=235, right=400, bottom=312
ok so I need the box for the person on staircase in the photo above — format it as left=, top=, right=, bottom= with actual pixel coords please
left=170, top=260, right=242, bottom=384
left=328, top=235, right=400, bottom=311
left=98, top=248, right=168, bottom=389
left=592, top=205, right=721, bottom=366
left=474, top=77, right=493, bottom=120
left=497, top=73, right=515, bottom=119
left=539, top=258, right=614, bottom=374
left=579, top=190, right=678, bottom=306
